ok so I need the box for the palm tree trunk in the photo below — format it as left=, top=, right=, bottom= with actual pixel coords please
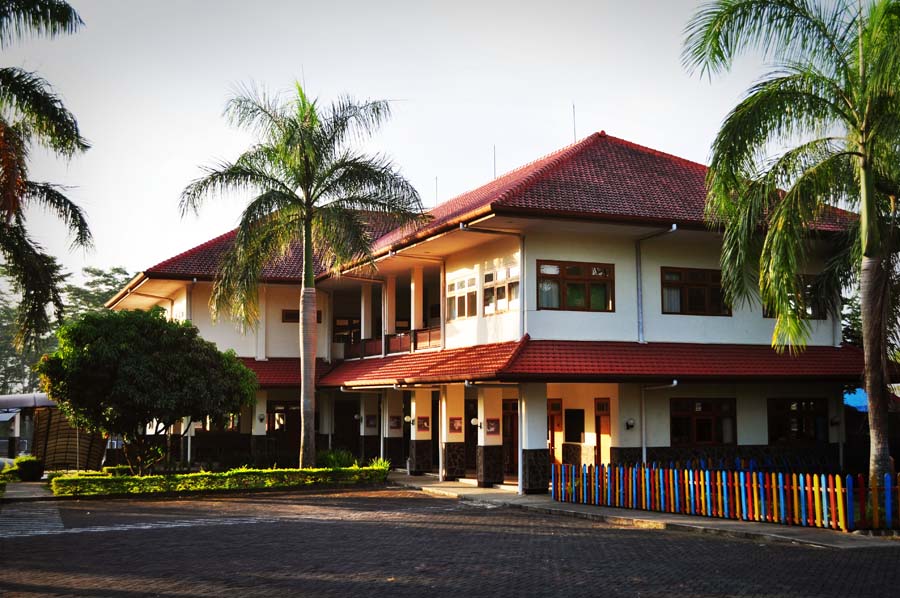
left=860, top=253, right=893, bottom=480
left=299, top=215, right=317, bottom=468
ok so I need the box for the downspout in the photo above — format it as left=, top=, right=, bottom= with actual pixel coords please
left=640, top=380, right=678, bottom=463
left=636, top=224, right=677, bottom=343
left=186, top=278, right=196, bottom=322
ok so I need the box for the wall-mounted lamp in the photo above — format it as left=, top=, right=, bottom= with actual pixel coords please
left=404, top=415, right=414, bottom=425
left=470, top=417, right=482, bottom=429
left=625, top=418, right=636, bottom=430
left=830, top=415, right=841, bottom=427
left=257, top=413, right=265, bottom=423
left=353, top=414, right=361, bottom=421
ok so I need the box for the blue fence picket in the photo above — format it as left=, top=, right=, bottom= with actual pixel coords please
left=885, top=473, right=893, bottom=529
left=846, top=475, right=854, bottom=531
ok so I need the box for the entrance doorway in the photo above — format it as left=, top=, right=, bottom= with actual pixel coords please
left=502, top=399, right=518, bottom=476
left=464, top=398, right=478, bottom=471
left=268, top=401, right=300, bottom=467
left=332, top=399, right=359, bottom=457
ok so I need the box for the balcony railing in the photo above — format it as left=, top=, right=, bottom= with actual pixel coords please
left=412, top=326, right=441, bottom=351
left=345, top=326, right=442, bottom=359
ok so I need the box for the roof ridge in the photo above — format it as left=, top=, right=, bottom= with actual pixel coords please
left=146, top=228, right=237, bottom=273
left=602, top=134, right=709, bottom=172
left=492, top=133, right=604, bottom=207
left=499, top=333, right=531, bottom=374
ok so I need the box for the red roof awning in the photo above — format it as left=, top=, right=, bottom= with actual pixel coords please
left=239, top=357, right=335, bottom=388
left=318, top=336, right=866, bottom=388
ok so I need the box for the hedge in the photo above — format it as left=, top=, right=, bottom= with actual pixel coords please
left=0, top=479, right=6, bottom=496
left=50, top=465, right=390, bottom=497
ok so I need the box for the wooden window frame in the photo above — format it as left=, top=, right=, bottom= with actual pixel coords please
left=670, top=398, right=736, bottom=447
left=446, top=276, right=478, bottom=321
left=483, top=265, right=521, bottom=317
left=660, top=267, right=731, bottom=317
left=767, top=397, right=829, bottom=446
left=536, top=259, right=615, bottom=312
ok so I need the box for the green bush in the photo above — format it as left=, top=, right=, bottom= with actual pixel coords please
left=0, top=463, right=17, bottom=482
left=50, top=465, right=390, bottom=497
left=0, top=479, right=6, bottom=495
left=368, top=457, right=391, bottom=470
left=45, top=470, right=108, bottom=482
left=102, top=465, right=132, bottom=476
left=11, top=456, right=44, bottom=482
left=316, top=449, right=357, bottom=468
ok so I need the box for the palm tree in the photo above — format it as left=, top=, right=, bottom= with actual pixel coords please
left=181, top=83, right=423, bottom=467
left=683, top=0, right=900, bottom=480
left=0, top=0, right=91, bottom=348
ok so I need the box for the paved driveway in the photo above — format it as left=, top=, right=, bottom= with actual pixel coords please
left=0, top=488, right=897, bottom=597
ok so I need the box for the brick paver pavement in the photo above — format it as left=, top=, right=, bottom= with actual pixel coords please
left=1, top=488, right=898, bottom=597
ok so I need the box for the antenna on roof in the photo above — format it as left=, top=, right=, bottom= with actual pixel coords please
left=493, top=144, right=497, bottom=179
left=572, top=102, right=577, bottom=143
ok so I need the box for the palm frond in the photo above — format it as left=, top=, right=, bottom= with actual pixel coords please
left=313, top=151, right=422, bottom=216
left=312, top=205, right=376, bottom=273
left=0, top=67, right=87, bottom=156
left=224, top=82, right=289, bottom=142
left=0, top=0, right=82, bottom=49
left=683, top=0, right=855, bottom=79
left=22, top=180, right=91, bottom=248
left=0, top=118, right=28, bottom=219
left=179, top=158, right=297, bottom=216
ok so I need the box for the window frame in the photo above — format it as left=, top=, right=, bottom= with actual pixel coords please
left=660, top=267, right=731, bottom=317
left=446, top=276, right=478, bottom=321
left=767, top=397, right=829, bottom=446
left=669, top=398, right=737, bottom=447
left=483, top=265, right=521, bottom=317
left=536, top=259, right=615, bottom=312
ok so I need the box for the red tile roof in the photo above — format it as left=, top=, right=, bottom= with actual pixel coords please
left=373, top=132, right=853, bottom=253
left=239, top=357, right=335, bottom=388
left=146, top=213, right=399, bottom=282
left=142, top=132, right=854, bottom=282
left=499, top=340, right=865, bottom=382
left=319, top=337, right=865, bottom=387
left=317, top=339, right=526, bottom=388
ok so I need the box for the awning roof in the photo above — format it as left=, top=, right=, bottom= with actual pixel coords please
left=0, top=393, right=55, bottom=408
left=0, top=410, right=19, bottom=422
left=319, top=336, right=867, bottom=388
left=239, top=358, right=336, bottom=388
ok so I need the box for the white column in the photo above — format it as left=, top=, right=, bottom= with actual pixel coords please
left=384, top=275, right=397, bottom=335
left=478, top=387, right=503, bottom=446
left=360, top=284, right=373, bottom=340
left=255, top=286, right=267, bottom=360
left=410, top=389, right=432, bottom=440
left=411, top=266, right=424, bottom=331
left=519, top=383, right=547, bottom=450
left=252, top=390, right=268, bottom=435
left=317, top=393, right=333, bottom=437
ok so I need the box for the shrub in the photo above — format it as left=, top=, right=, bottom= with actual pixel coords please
left=12, top=456, right=44, bottom=482
left=368, top=457, right=391, bottom=471
left=50, top=465, right=390, bottom=497
left=0, top=479, right=5, bottom=495
left=102, top=465, right=132, bottom=476
left=0, top=463, right=17, bottom=482
left=316, top=449, right=357, bottom=468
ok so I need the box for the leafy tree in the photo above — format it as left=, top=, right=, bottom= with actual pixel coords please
left=0, top=264, right=131, bottom=393
left=0, top=0, right=91, bottom=349
left=684, top=0, right=900, bottom=479
left=180, top=83, right=423, bottom=467
left=36, top=308, right=258, bottom=474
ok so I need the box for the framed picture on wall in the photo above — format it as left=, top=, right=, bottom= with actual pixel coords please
left=417, top=416, right=430, bottom=432
left=485, top=418, right=500, bottom=435
left=365, top=414, right=377, bottom=429
left=449, top=417, right=463, bottom=433
left=389, top=415, right=402, bottom=430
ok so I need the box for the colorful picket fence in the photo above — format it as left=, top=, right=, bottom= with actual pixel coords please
left=550, top=464, right=900, bottom=533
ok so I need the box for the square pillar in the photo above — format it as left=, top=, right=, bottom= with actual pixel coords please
left=384, top=276, right=397, bottom=335
left=519, top=383, right=549, bottom=494
left=360, top=284, right=373, bottom=340
left=255, top=287, right=267, bottom=360
left=359, top=394, right=379, bottom=461
left=410, top=266, right=424, bottom=331
left=382, top=389, right=404, bottom=466
left=250, top=390, right=268, bottom=462
left=408, top=389, right=432, bottom=474
left=477, top=387, right=504, bottom=487
left=441, top=385, right=466, bottom=480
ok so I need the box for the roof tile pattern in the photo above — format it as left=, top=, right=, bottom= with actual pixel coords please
left=501, top=340, right=865, bottom=381
left=239, top=357, right=335, bottom=387
left=317, top=339, right=524, bottom=387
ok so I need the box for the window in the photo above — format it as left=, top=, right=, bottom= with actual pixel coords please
left=283, top=310, right=322, bottom=323
left=446, top=277, right=477, bottom=320
left=483, top=265, right=521, bottom=316
left=767, top=398, right=828, bottom=445
left=763, top=277, right=827, bottom=320
left=661, top=267, right=730, bottom=316
left=564, top=409, right=585, bottom=443
left=537, top=260, right=614, bottom=311
left=670, top=399, right=736, bottom=446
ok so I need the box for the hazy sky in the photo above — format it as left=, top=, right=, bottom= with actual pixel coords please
left=10, top=0, right=765, bottom=281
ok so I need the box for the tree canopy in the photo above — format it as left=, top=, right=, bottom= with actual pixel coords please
left=36, top=308, right=257, bottom=473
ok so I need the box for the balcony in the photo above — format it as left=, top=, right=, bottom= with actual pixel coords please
left=344, top=326, right=441, bottom=359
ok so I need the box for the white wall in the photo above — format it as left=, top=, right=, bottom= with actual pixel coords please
left=444, top=237, right=521, bottom=349
left=616, top=381, right=844, bottom=448
left=189, top=283, right=255, bottom=356
left=525, top=230, right=839, bottom=346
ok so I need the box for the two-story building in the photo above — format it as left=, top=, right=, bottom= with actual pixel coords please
left=107, top=131, right=865, bottom=494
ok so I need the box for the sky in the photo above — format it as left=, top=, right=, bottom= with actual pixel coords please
left=9, top=0, right=767, bottom=282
